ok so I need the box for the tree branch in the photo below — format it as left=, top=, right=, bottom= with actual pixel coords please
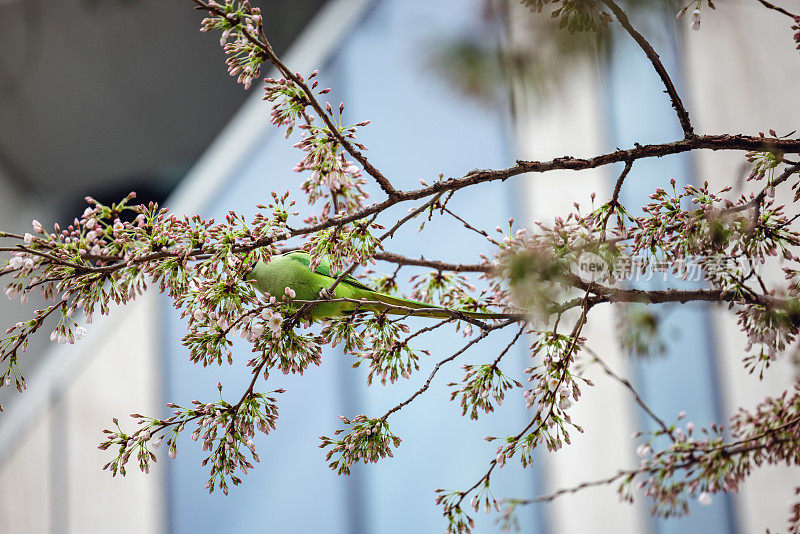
left=191, top=0, right=398, bottom=197
left=583, top=345, right=673, bottom=439
left=601, top=0, right=694, bottom=137
left=756, top=0, right=799, bottom=19
left=381, top=319, right=517, bottom=420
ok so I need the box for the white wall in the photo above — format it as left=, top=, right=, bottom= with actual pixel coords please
left=0, top=295, right=164, bottom=534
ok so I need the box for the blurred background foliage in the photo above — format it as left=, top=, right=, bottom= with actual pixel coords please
left=429, top=0, right=684, bottom=106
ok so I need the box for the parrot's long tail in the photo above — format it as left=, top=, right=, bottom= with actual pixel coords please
left=363, top=291, right=517, bottom=320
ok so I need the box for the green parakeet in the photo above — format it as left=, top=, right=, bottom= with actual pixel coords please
left=245, top=251, right=512, bottom=321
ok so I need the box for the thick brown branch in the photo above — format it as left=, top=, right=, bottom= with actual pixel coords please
left=372, top=252, right=491, bottom=273
left=373, top=252, right=783, bottom=309
left=573, top=276, right=780, bottom=308
left=85, top=133, right=800, bottom=273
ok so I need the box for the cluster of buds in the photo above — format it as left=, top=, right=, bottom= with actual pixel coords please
left=746, top=131, right=783, bottom=185
left=249, top=328, right=324, bottom=378
left=521, top=0, right=612, bottom=33
left=448, top=364, right=521, bottom=420
left=620, top=391, right=800, bottom=522
left=49, top=323, right=88, bottom=345
left=320, top=415, right=401, bottom=475
left=263, top=71, right=331, bottom=138
left=433, top=491, right=474, bottom=534
left=250, top=191, right=297, bottom=242
left=180, top=273, right=289, bottom=367
left=0, top=351, right=25, bottom=395
left=100, top=388, right=282, bottom=494
left=200, top=1, right=265, bottom=89
left=524, top=331, right=587, bottom=414
left=294, top=105, right=370, bottom=218
left=351, top=318, right=420, bottom=386
left=478, top=331, right=590, bottom=468
left=629, top=420, right=730, bottom=517
left=264, top=72, right=371, bottom=220
left=305, top=219, right=383, bottom=275
left=409, top=270, right=479, bottom=311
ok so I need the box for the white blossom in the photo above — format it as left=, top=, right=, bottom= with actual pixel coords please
left=691, top=9, right=701, bottom=30
left=267, top=313, right=282, bottom=335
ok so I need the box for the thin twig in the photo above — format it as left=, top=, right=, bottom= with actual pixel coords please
left=381, top=319, right=517, bottom=420
left=582, top=345, right=673, bottom=439
left=455, top=292, right=594, bottom=507
left=510, top=470, right=631, bottom=505
left=756, top=0, right=799, bottom=19
left=442, top=207, right=502, bottom=246
left=509, top=423, right=800, bottom=506
left=491, top=324, right=527, bottom=367
left=601, top=159, right=634, bottom=234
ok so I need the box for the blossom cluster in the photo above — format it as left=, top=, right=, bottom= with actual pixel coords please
left=262, top=69, right=372, bottom=220
left=306, top=220, right=383, bottom=274
left=99, top=386, right=283, bottom=495
left=263, top=71, right=328, bottom=137
left=626, top=388, right=800, bottom=519
left=521, top=0, right=613, bottom=33
left=448, top=363, right=522, bottom=420
left=294, top=112, right=371, bottom=219
left=199, top=0, right=265, bottom=89
left=348, top=316, right=422, bottom=386
left=319, top=415, right=402, bottom=475
left=510, top=332, right=589, bottom=460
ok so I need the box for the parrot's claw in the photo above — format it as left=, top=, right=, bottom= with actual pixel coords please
left=319, top=288, right=334, bottom=300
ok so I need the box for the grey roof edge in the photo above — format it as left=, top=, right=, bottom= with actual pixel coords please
left=0, top=0, right=377, bottom=464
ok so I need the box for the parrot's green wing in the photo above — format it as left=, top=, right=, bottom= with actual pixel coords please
left=284, top=251, right=374, bottom=292
left=247, top=251, right=516, bottom=321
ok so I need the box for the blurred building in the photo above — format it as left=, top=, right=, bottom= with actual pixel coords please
left=0, top=0, right=326, bottom=424
left=1, top=0, right=799, bottom=533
